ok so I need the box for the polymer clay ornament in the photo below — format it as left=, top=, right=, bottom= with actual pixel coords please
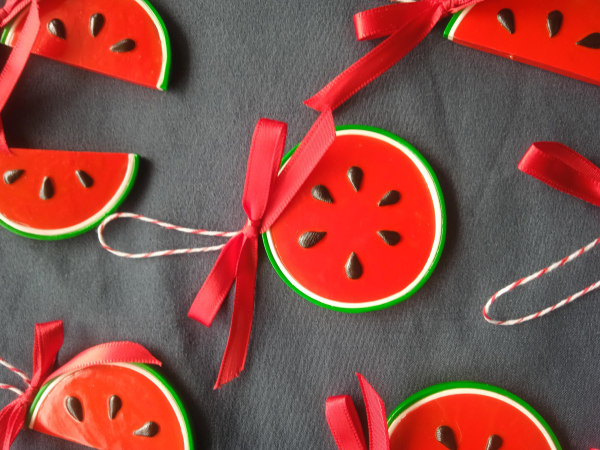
left=0, top=320, right=194, bottom=450
left=483, top=142, right=600, bottom=325
left=325, top=375, right=562, bottom=450
left=264, top=125, right=445, bottom=312
left=445, top=0, right=600, bottom=87
left=1, top=0, right=171, bottom=90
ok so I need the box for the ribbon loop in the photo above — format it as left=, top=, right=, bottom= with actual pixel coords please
left=326, top=374, right=389, bottom=450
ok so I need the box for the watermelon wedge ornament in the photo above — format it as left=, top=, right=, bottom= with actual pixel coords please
left=263, top=126, right=446, bottom=312
left=444, top=0, right=600, bottom=87
left=0, top=320, right=194, bottom=450
left=0, top=0, right=171, bottom=90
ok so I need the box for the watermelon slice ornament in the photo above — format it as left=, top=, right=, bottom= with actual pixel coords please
left=445, top=0, right=600, bottom=87
left=0, top=320, right=194, bottom=450
left=325, top=375, right=562, bottom=450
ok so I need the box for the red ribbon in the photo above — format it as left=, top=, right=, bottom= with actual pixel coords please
left=326, top=374, right=389, bottom=450
left=0, top=0, right=41, bottom=154
left=0, top=320, right=161, bottom=449
left=305, top=0, right=484, bottom=112
left=519, top=142, right=600, bottom=207
left=188, top=110, right=336, bottom=388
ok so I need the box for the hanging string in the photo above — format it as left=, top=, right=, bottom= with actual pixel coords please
left=0, top=358, right=30, bottom=397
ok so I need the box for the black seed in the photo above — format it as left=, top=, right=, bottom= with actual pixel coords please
left=345, top=253, right=362, bottom=280
left=110, top=39, right=136, bottom=53
left=547, top=11, right=563, bottom=38
left=298, top=231, right=326, bottom=248
left=48, top=19, right=66, bottom=39
left=65, top=397, right=83, bottom=422
left=109, top=395, right=122, bottom=420
left=347, top=166, right=363, bottom=192
left=3, top=169, right=24, bottom=184
left=577, top=33, right=600, bottom=49
left=134, top=421, right=159, bottom=437
left=76, top=170, right=94, bottom=188
left=90, top=13, right=105, bottom=37
left=40, top=177, right=54, bottom=200
left=377, top=230, right=401, bottom=246
left=311, top=185, right=333, bottom=203
left=497, top=9, right=515, bottom=34
left=436, top=426, right=456, bottom=450
left=378, top=190, right=400, bottom=207
left=486, top=435, right=503, bottom=450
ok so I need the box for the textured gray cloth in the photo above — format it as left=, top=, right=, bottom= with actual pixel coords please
left=1, top=0, right=600, bottom=449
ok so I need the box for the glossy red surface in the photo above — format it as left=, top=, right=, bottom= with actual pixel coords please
left=269, top=133, right=437, bottom=303
left=451, top=0, right=600, bottom=87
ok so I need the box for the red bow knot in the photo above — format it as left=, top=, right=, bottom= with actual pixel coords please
left=0, top=321, right=161, bottom=449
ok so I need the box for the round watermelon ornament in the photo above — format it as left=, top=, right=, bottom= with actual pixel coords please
left=0, top=148, right=138, bottom=240
left=263, top=125, right=446, bottom=313
left=444, top=0, right=600, bottom=87
left=1, top=0, right=171, bottom=90
left=27, top=363, right=193, bottom=450
left=388, top=381, right=561, bottom=450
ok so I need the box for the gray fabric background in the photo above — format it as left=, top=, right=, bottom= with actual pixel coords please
left=1, top=1, right=599, bottom=448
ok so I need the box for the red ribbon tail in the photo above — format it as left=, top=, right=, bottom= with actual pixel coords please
left=188, top=232, right=245, bottom=327
left=356, top=374, right=389, bottom=450
left=519, top=142, right=600, bottom=208
left=0, top=398, right=28, bottom=450
left=213, top=235, right=257, bottom=389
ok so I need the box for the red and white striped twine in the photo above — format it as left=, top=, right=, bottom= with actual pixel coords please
left=98, top=213, right=240, bottom=259
left=0, top=357, right=30, bottom=397
left=483, top=237, right=600, bottom=325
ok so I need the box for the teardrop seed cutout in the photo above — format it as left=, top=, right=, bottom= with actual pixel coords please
left=547, top=11, right=563, bottom=38
left=134, top=421, right=159, bottom=437
left=90, top=13, right=105, bottom=37
left=378, top=190, right=400, bottom=206
left=40, top=177, right=54, bottom=200
left=377, top=230, right=401, bottom=246
left=110, top=39, right=136, bottom=53
left=109, top=395, right=122, bottom=420
left=345, top=252, right=363, bottom=280
left=76, top=170, right=94, bottom=188
left=577, top=33, right=600, bottom=49
left=311, top=185, right=333, bottom=203
left=486, top=435, right=503, bottom=450
left=497, top=9, right=515, bottom=34
left=298, top=231, right=326, bottom=248
left=3, top=170, right=24, bottom=184
left=436, top=426, right=457, bottom=450
left=347, top=166, right=363, bottom=192
left=48, top=19, right=66, bottom=39
left=65, top=397, right=83, bottom=422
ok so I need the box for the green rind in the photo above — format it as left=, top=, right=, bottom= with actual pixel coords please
left=0, top=154, right=139, bottom=241
left=443, top=11, right=463, bottom=40
left=262, top=124, right=447, bottom=314
left=27, top=362, right=195, bottom=450
left=387, top=381, right=562, bottom=450
left=140, top=0, right=171, bottom=91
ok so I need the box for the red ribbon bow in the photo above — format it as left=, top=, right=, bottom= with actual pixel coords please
left=326, top=374, right=389, bottom=450
left=188, top=111, right=336, bottom=389
left=0, top=320, right=161, bottom=449
left=0, top=0, right=41, bottom=154
left=519, top=142, right=600, bottom=207
left=305, top=0, right=484, bottom=112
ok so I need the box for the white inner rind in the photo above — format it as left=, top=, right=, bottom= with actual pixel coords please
left=388, top=388, right=558, bottom=449
left=0, top=154, right=136, bottom=237
left=29, top=363, right=190, bottom=450
left=4, top=0, right=168, bottom=90
left=446, top=5, right=475, bottom=41
left=265, top=129, right=444, bottom=310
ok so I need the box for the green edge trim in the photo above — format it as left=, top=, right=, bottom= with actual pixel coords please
left=262, top=124, right=447, bottom=314
left=139, top=0, right=172, bottom=91
left=387, top=381, right=562, bottom=450
left=443, top=11, right=463, bottom=40
left=27, top=363, right=195, bottom=450
left=0, top=154, right=139, bottom=241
